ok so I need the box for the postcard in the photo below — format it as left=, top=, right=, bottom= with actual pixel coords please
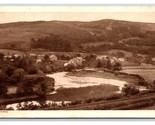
left=0, top=5, right=155, bottom=118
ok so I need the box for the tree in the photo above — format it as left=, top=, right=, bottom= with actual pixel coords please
left=5, top=66, right=15, bottom=77
left=27, top=64, right=38, bottom=74
left=121, top=84, right=139, bottom=96
left=10, top=68, right=25, bottom=84
left=15, top=56, right=38, bottom=74
left=97, top=61, right=102, bottom=68
left=113, top=62, right=122, bottom=71
left=31, top=34, right=73, bottom=52
left=44, top=54, right=49, bottom=62
left=106, top=57, right=112, bottom=70
left=0, top=53, right=4, bottom=60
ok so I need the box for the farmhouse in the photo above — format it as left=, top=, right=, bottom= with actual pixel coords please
left=30, top=53, right=37, bottom=57
left=118, top=58, right=125, bottom=62
left=49, top=55, right=58, bottom=62
left=141, top=63, right=147, bottom=66
left=147, top=64, right=153, bottom=67
left=38, top=54, right=44, bottom=60
left=36, top=59, right=42, bottom=64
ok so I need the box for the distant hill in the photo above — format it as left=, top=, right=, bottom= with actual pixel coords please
left=0, top=19, right=155, bottom=55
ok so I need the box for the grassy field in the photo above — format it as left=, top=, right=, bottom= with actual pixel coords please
left=47, top=69, right=147, bottom=103
left=67, top=69, right=144, bottom=86
left=122, top=67, right=155, bottom=83
left=47, top=84, right=119, bottom=101
left=55, top=91, right=155, bottom=110
left=0, top=49, right=25, bottom=55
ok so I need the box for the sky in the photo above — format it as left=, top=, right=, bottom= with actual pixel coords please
left=0, top=12, right=155, bottom=24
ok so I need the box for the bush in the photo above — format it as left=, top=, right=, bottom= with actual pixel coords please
left=0, top=105, right=6, bottom=110
left=69, top=100, right=82, bottom=105
left=85, top=98, right=95, bottom=103
left=121, top=84, right=140, bottom=96
left=137, top=80, right=148, bottom=86
left=105, top=93, right=124, bottom=100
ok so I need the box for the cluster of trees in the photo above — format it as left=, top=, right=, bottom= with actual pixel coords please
left=84, top=54, right=122, bottom=71
left=84, top=42, right=155, bottom=56
left=31, top=34, right=73, bottom=52
left=96, top=57, right=122, bottom=71
left=121, top=84, right=140, bottom=96
left=0, top=53, right=55, bottom=98
left=29, top=30, right=155, bottom=57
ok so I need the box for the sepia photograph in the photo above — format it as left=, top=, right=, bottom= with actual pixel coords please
left=0, top=5, right=155, bottom=118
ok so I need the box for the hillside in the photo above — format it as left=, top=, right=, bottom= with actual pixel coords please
left=0, top=19, right=155, bottom=55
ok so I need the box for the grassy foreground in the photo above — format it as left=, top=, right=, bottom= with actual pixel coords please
left=47, top=84, right=119, bottom=101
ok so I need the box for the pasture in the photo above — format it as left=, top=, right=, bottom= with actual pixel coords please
left=122, top=66, right=155, bottom=83
left=0, top=49, right=25, bottom=55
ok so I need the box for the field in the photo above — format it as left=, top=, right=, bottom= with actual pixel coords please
left=46, top=69, right=147, bottom=102
left=0, top=49, right=25, bottom=55
left=66, top=69, right=145, bottom=86
left=122, top=66, right=155, bottom=83
left=57, top=91, right=155, bottom=110
left=47, top=84, right=119, bottom=101
left=1, top=68, right=155, bottom=110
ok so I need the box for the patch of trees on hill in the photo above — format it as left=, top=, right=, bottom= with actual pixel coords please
left=83, top=42, right=155, bottom=56
left=31, top=34, right=73, bottom=52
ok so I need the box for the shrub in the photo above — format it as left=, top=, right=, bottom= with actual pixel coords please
left=85, top=98, right=95, bottom=103
left=69, top=100, right=82, bottom=105
left=137, top=80, right=148, bottom=86
left=121, top=84, right=140, bottom=96
left=104, top=93, right=124, bottom=100
left=0, top=105, right=6, bottom=110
